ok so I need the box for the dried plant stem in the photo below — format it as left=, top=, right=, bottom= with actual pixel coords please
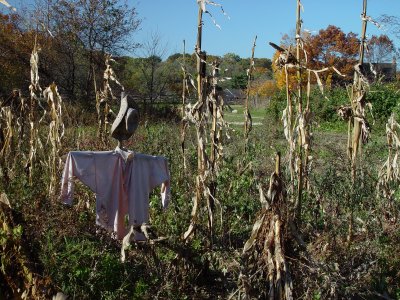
left=96, top=54, right=124, bottom=142
left=284, top=65, right=294, bottom=191
left=304, top=70, right=312, bottom=192
left=196, top=5, right=209, bottom=239
left=351, top=0, right=368, bottom=179
left=208, top=61, right=221, bottom=242
left=0, top=107, right=13, bottom=182
left=377, top=114, right=400, bottom=221
left=183, top=4, right=206, bottom=241
left=296, top=1, right=303, bottom=114
left=182, top=40, right=187, bottom=120
left=244, top=36, right=257, bottom=152
left=183, top=2, right=227, bottom=244
left=27, top=40, right=42, bottom=185
left=295, top=0, right=304, bottom=224
left=181, top=40, right=188, bottom=170
left=348, top=0, right=368, bottom=243
left=44, top=83, right=64, bottom=196
left=240, top=152, right=293, bottom=299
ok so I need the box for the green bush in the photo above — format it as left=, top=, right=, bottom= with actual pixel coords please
left=266, top=83, right=400, bottom=129
left=266, top=86, right=349, bottom=124
left=266, top=88, right=287, bottom=122
left=368, top=82, right=400, bottom=121
left=315, top=87, right=349, bottom=122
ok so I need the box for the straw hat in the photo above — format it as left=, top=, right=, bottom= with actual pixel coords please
left=111, top=92, right=139, bottom=141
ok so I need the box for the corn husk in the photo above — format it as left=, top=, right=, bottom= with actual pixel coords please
left=43, top=83, right=64, bottom=196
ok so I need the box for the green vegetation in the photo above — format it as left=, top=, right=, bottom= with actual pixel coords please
left=1, top=0, right=400, bottom=299
left=1, top=94, right=400, bottom=298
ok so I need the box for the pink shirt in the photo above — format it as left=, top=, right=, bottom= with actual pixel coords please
left=60, top=147, right=170, bottom=240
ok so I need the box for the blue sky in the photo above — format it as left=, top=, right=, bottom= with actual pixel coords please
left=133, top=0, right=400, bottom=59
left=2, top=0, right=400, bottom=59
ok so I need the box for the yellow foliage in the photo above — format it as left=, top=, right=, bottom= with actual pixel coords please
left=271, top=50, right=308, bottom=91
left=271, top=50, right=297, bottom=90
left=250, top=80, right=278, bottom=99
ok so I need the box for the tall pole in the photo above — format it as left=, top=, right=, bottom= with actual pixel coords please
left=181, top=40, right=188, bottom=170
left=244, top=36, right=257, bottom=153
left=351, top=0, right=368, bottom=178
left=348, top=0, right=368, bottom=243
left=295, top=0, right=303, bottom=225
left=359, top=0, right=368, bottom=66
left=182, top=40, right=186, bottom=120
left=183, top=4, right=207, bottom=241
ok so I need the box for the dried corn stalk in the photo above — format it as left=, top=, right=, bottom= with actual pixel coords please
left=239, top=153, right=293, bottom=299
left=294, top=0, right=305, bottom=222
left=13, top=91, right=27, bottom=154
left=0, top=107, right=14, bottom=181
left=0, top=85, right=31, bottom=182
left=271, top=0, right=347, bottom=224
left=182, top=3, right=208, bottom=241
left=1, top=89, right=27, bottom=147
left=376, top=114, right=400, bottom=220
left=270, top=0, right=307, bottom=224
left=180, top=40, right=197, bottom=170
left=26, top=43, right=43, bottom=185
left=181, top=40, right=188, bottom=169
left=96, top=54, right=124, bottom=141
left=244, top=36, right=257, bottom=152
left=347, top=0, right=373, bottom=181
left=43, top=83, right=64, bottom=196
left=197, top=0, right=228, bottom=30
left=209, top=59, right=226, bottom=170
left=344, top=0, right=374, bottom=243
left=347, top=84, right=371, bottom=179
left=183, top=0, right=228, bottom=243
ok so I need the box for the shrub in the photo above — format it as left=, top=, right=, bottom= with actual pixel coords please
left=368, top=82, right=400, bottom=121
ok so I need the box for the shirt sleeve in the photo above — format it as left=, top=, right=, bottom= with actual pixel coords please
left=60, top=151, right=96, bottom=205
left=149, top=156, right=171, bottom=209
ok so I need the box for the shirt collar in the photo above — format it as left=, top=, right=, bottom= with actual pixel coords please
left=115, top=146, right=134, bottom=162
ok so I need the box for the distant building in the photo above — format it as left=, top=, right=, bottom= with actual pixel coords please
left=363, top=58, right=397, bottom=82
left=221, top=89, right=246, bottom=104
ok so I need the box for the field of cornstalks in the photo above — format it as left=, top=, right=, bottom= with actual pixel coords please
left=1, top=0, right=400, bottom=299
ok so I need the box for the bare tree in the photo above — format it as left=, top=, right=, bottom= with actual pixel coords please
left=51, top=0, right=142, bottom=100
left=138, top=31, right=169, bottom=114
left=367, top=34, right=395, bottom=63
left=379, top=15, right=400, bottom=40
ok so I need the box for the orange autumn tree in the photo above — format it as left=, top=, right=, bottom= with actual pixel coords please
left=248, top=64, right=277, bottom=100
left=305, top=25, right=359, bottom=85
left=272, top=25, right=360, bottom=89
left=250, top=79, right=278, bottom=99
